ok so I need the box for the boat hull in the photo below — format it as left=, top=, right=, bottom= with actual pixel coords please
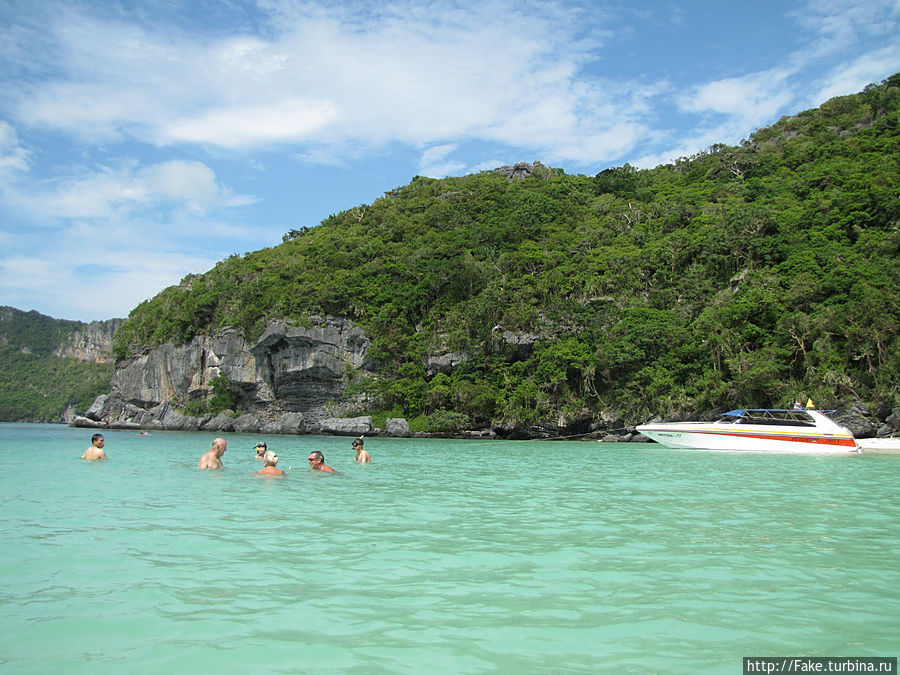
left=635, top=423, right=859, bottom=453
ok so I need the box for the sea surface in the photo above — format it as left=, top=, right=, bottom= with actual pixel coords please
left=1, top=423, right=898, bottom=674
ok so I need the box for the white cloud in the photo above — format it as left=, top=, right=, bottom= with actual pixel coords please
left=0, top=120, right=29, bottom=176
left=791, top=0, right=900, bottom=61
left=2, top=0, right=898, bottom=173
left=1, top=1, right=643, bottom=165
left=138, top=160, right=258, bottom=213
left=418, top=144, right=466, bottom=178
left=1, top=0, right=899, bottom=321
left=16, top=159, right=255, bottom=221
left=810, top=45, right=900, bottom=105
left=0, top=152, right=261, bottom=320
left=164, top=99, right=338, bottom=148
left=0, top=249, right=219, bottom=321
left=680, top=70, right=793, bottom=122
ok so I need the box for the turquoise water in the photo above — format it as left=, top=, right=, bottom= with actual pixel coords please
left=1, top=423, right=897, bottom=673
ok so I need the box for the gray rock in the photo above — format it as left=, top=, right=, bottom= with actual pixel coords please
left=886, top=408, right=900, bottom=429
left=202, top=413, right=235, bottom=433
left=493, top=161, right=550, bottom=181
left=160, top=406, right=203, bottom=431
left=321, top=416, right=373, bottom=435
left=260, top=421, right=283, bottom=434
left=834, top=400, right=880, bottom=438
left=71, top=415, right=103, bottom=428
left=112, top=329, right=256, bottom=409
left=83, top=317, right=380, bottom=432
left=85, top=394, right=109, bottom=421
left=252, top=318, right=373, bottom=409
left=52, top=318, right=123, bottom=363
left=278, top=412, right=306, bottom=434
left=499, top=330, right=539, bottom=358
left=425, top=352, right=469, bottom=375
left=233, top=414, right=262, bottom=433
left=385, top=418, right=410, bottom=437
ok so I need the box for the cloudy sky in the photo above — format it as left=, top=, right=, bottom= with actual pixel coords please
left=1, top=0, right=898, bottom=322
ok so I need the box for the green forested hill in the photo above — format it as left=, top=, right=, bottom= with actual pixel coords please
left=113, top=74, right=900, bottom=430
left=0, top=307, right=115, bottom=421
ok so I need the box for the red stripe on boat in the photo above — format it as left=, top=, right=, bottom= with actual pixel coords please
left=697, top=430, right=857, bottom=446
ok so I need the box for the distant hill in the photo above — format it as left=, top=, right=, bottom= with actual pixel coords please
left=0, top=307, right=120, bottom=422
left=80, top=74, right=900, bottom=431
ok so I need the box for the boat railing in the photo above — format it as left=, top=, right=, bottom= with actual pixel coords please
left=722, top=409, right=818, bottom=427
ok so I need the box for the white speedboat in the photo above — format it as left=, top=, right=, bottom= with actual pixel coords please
left=636, top=408, right=860, bottom=453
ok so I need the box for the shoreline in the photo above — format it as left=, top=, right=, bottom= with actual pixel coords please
left=856, top=438, right=900, bottom=453
left=8, top=420, right=900, bottom=451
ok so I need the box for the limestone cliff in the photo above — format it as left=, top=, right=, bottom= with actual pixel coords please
left=54, top=319, right=123, bottom=363
left=75, top=317, right=383, bottom=435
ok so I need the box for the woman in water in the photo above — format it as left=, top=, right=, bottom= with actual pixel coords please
left=257, top=450, right=286, bottom=476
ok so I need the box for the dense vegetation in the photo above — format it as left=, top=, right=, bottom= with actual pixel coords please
left=113, top=75, right=900, bottom=430
left=0, top=307, right=115, bottom=421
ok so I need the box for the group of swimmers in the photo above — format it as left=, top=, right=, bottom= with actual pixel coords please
left=81, top=432, right=372, bottom=475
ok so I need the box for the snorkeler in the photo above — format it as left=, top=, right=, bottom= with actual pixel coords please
left=352, top=436, right=371, bottom=464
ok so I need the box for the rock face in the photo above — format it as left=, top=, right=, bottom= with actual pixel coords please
left=112, top=328, right=257, bottom=408
left=832, top=400, right=882, bottom=438
left=252, top=319, right=373, bottom=412
left=493, top=161, right=551, bottom=181
left=54, top=319, right=123, bottom=363
left=385, top=418, right=410, bottom=437
left=320, top=416, right=373, bottom=435
left=82, top=317, right=378, bottom=434
left=74, top=313, right=900, bottom=440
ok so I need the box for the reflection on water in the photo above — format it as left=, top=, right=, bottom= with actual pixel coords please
left=1, top=424, right=898, bottom=673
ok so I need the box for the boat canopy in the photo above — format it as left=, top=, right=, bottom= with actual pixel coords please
left=719, top=408, right=824, bottom=427
left=722, top=409, right=800, bottom=416
left=721, top=408, right=836, bottom=416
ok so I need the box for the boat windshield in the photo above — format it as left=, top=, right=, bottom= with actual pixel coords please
left=718, top=409, right=817, bottom=427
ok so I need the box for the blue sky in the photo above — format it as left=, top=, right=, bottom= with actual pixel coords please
left=1, top=0, right=898, bottom=322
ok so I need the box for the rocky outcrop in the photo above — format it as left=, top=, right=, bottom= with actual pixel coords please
left=493, top=161, right=552, bottom=181
left=320, top=416, right=373, bottom=436
left=833, top=400, right=887, bottom=439
left=53, top=319, right=123, bottom=363
left=252, top=318, right=374, bottom=413
left=385, top=418, right=410, bottom=437
left=425, top=351, right=469, bottom=376
left=72, top=313, right=900, bottom=440
left=78, top=317, right=377, bottom=434
left=112, top=328, right=258, bottom=408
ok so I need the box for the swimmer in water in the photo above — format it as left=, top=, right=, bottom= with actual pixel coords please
left=255, top=441, right=267, bottom=459
left=257, top=450, right=286, bottom=476
left=352, top=436, right=371, bottom=464
left=198, top=437, right=227, bottom=470
left=81, top=433, right=108, bottom=460
left=307, top=450, right=338, bottom=474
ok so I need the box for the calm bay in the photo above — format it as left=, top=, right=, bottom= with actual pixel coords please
left=1, top=423, right=897, bottom=673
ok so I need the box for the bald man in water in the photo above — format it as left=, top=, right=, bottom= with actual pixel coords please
left=198, top=437, right=227, bottom=470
